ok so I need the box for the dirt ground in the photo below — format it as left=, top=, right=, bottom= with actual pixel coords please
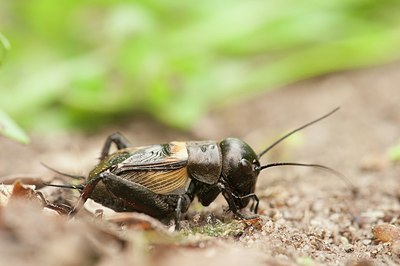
left=1, top=61, right=400, bottom=266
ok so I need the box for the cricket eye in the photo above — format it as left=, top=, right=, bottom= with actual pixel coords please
left=240, top=159, right=253, bottom=174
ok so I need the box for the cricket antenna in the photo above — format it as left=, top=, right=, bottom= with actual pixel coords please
left=42, top=182, right=85, bottom=191
left=257, top=107, right=340, bottom=159
left=256, top=162, right=355, bottom=189
left=41, top=162, right=85, bottom=180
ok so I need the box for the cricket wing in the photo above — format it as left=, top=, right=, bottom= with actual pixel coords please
left=113, top=142, right=190, bottom=195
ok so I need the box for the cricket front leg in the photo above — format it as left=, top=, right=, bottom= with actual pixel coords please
left=217, top=182, right=258, bottom=220
left=232, top=193, right=259, bottom=214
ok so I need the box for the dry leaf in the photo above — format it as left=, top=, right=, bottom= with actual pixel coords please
left=242, top=216, right=263, bottom=231
left=10, top=181, right=36, bottom=199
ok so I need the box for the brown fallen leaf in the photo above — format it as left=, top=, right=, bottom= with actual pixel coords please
left=372, top=223, right=400, bottom=242
left=242, top=216, right=263, bottom=231
left=0, top=199, right=128, bottom=266
left=7, top=181, right=51, bottom=210
left=11, top=181, right=38, bottom=200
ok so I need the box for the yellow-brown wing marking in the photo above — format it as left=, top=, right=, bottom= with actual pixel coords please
left=119, top=167, right=189, bottom=195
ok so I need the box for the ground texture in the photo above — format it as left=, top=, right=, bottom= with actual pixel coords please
left=1, top=62, right=400, bottom=266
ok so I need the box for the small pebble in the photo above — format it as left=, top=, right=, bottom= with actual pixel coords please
left=344, top=243, right=354, bottom=253
left=340, top=236, right=349, bottom=245
left=347, top=258, right=374, bottom=266
left=391, top=240, right=400, bottom=255
left=360, top=154, right=389, bottom=171
left=372, top=223, right=400, bottom=242
left=362, top=239, right=371, bottom=245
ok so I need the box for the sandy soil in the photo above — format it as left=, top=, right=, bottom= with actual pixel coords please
left=1, top=61, right=400, bottom=266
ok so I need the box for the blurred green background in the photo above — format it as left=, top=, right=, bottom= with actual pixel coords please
left=2, top=0, right=400, bottom=143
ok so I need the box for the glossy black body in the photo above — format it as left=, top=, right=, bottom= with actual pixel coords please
left=72, top=133, right=261, bottom=228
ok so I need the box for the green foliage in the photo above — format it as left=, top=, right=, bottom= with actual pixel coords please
left=1, top=1, right=400, bottom=131
left=0, top=32, right=10, bottom=66
left=0, top=110, right=30, bottom=144
left=388, top=142, right=400, bottom=162
left=0, top=33, right=29, bottom=143
left=185, top=219, right=244, bottom=238
left=297, top=256, right=316, bottom=266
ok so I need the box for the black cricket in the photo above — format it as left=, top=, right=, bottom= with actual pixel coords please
left=48, top=108, right=343, bottom=229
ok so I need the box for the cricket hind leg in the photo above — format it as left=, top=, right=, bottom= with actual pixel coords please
left=100, top=132, right=132, bottom=160
left=70, top=172, right=180, bottom=221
